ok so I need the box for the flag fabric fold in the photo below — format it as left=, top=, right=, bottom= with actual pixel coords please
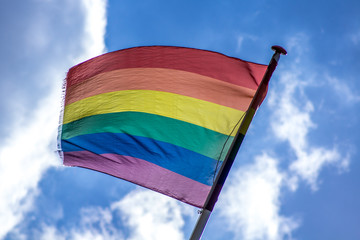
left=58, top=46, right=267, bottom=207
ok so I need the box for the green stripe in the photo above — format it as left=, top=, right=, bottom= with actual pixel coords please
left=61, top=112, right=234, bottom=161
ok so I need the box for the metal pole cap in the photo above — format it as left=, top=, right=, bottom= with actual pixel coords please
left=271, top=45, right=287, bottom=55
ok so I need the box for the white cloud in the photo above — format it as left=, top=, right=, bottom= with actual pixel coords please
left=269, top=64, right=348, bottom=190
left=0, top=0, right=107, bottom=238
left=77, top=0, right=107, bottom=62
left=289, top=147, right=341, bottom=189
left=350, top=30, right=360, bottom=45
left=219, top=154, right=299, bottom=240
left=0, top=87, right=60, bottom=238
left=39, top=206, right=123, bottom=240
left=40, top=226, right=66, bottom=240
left=269, top=72, right=315, bottom=151
left=236, top=34, right=257, bottom=52
left=326, top=75, right=360, bottom=104
left=38, top=188, right=194, bottom=240
left=112, top=188, right=195, bottom=240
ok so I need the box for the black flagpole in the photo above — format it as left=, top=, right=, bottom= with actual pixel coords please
left=189, top=45, right=287, bottom=240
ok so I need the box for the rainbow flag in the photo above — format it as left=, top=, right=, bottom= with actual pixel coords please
left=59, top=46, right=267, bottom=207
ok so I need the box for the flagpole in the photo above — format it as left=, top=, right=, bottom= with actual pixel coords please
left=189, top=45, right=287, bottom=240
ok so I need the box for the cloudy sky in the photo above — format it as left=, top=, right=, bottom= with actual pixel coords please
left=1, top=0, right=359, bottom=239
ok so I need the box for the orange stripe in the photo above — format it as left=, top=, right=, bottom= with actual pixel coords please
left=65, top=68, right=256, bottom=111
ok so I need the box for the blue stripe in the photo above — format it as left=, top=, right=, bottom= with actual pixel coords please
left=61, top=133, right=219, bottom=185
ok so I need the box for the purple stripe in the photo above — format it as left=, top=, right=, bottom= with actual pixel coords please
left=63, top=151, right=211, bottom=208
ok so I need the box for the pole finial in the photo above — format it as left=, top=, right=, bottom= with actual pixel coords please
left=271, top=45, right=287, bottom=55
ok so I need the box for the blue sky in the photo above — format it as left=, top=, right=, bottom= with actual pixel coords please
left=1, top=0, right=359, bottom=239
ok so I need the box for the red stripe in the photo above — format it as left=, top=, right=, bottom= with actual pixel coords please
left=66, top=46, right=267, bottom=89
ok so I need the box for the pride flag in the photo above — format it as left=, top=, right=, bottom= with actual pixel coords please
left=59, top=46, right=267, bottom=208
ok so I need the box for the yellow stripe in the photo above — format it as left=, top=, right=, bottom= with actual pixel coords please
left=239, top=108, right=256, bottom=135
left=63, top=90, right=245, bottom=136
